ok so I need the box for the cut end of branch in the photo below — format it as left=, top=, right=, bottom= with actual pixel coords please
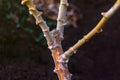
left=21, top=0, right=28, bottom=5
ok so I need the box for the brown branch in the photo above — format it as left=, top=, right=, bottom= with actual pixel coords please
left=61, top=0, right=120, bottom=61
left=50, top=30, right=72, bottom=80
left=21, top=0, right=71, bottom=80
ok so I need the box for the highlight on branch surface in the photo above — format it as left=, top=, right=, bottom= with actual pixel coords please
left=21, top=0, right=120, bottom=80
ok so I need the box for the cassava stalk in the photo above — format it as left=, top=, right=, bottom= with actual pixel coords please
left=21, top=0, right=120, bottom=80
left=62, top=0, right=120, bottom=60
left=21, top=0, right=71, bottom=80
left=56, top=0, right=69, bottom=39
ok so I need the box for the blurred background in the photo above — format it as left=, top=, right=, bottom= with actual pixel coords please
left=0, top=0, right=120, bottom=80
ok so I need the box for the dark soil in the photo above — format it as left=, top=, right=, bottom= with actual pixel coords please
left=0, top=0, right=120, bottom=80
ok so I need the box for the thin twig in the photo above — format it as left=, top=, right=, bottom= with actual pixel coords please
left=62, top=0, right=120, bottom=60
left=56, top=0, right=69, bottom=39
left=21, top=0, right=53, bottom=48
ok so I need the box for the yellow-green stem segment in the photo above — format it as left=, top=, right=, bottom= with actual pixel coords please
left=62, top=0, right=120, bottom=60
left=21, top=0, right=53, bottom=48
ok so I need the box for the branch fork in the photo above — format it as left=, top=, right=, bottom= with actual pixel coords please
left=21, top=0, right=120, bottom=80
